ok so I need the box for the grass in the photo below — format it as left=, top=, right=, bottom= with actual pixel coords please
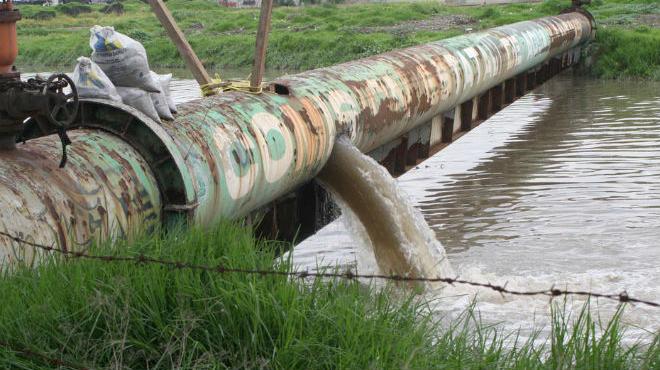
left=13, top=0, right=660, bottom=80
left=590, top=26, right=660, bottom=80
left=0, top=222, right=657, bottom=369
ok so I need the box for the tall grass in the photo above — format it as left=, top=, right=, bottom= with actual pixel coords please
left=13, top=0, right=660, bottom=79
left=0, top=223, right=657, bottom=369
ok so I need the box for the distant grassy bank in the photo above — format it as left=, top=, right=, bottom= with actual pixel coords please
left=0, top=223, right=657, bottom=369
left=15, top=0, right=660, bottom=79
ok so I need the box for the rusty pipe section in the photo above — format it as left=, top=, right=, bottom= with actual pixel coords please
left=0, top=130, right=161, bottom=264
left=272, top=11, right=594, bottom=152
left=0, top=12, right=594, bottom=256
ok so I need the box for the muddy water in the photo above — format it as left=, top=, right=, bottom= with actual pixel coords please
left=316, top=137, right=453, bottom=286
left=293, top=74, right=660, bottom=341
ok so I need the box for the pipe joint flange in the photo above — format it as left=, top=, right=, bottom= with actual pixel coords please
left=560, top=6, right=596, bottom=29
left=21, top=99, right=197, bottom=226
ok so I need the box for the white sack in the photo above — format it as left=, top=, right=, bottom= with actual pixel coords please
left=150, top=92, right=174, bottom=121
left=116, top=86, right=161, bottom=124
left=157, top=73, right=177, bottom=114
left=72, top=56, right=121, bottom=102
left=149, top=71, right=174, bottom=121
left=90, top=25, right=161, bottom=92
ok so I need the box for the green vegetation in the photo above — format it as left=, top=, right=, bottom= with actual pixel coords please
left=591, top=27, right=660, bottom=80
left=14, top=0, right=660, bottom=79
left=0, top=223, right=657, bottom=369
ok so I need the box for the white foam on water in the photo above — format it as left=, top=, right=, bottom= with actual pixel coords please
left=427, top=263, right=660, bottom=346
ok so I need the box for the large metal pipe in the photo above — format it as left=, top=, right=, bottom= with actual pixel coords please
left=0, top=11, right=594, bottom=258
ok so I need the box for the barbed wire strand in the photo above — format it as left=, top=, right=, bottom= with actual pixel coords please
left=0, top=230, right=657, bottom=308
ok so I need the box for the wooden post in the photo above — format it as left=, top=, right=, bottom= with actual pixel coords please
left=251, top=0, right=274, bottom=91
left=516, top=73, right=527, bottom=97
left=491, top=84, right=503, bottom=112
left=478, top=90, right=491, bottom=121
left=394, top=137, right=408, bottom=175
left=441, top=112, right=454, bottom=143
left=504, top=78, right=516, bottom=104
left=418, top=123, right=431, bottom=159
left=460, top=99, right=473, bottom=131
left=147, top=0, right=213, bottom=88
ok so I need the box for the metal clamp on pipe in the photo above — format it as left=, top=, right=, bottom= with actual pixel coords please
left=20, top=98, right=199, bottom=225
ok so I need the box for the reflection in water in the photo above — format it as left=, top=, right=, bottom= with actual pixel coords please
left=293, top=74, right=660, bottom=341
left=422, top=76, right=660, bottom=278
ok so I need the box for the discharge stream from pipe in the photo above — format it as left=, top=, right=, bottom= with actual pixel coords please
left=317, top=137, right=454, bottom=287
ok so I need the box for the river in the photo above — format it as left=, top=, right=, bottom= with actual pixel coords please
left=292, top=74, right=660, bottom=342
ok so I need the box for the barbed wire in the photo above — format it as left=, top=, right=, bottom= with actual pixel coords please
left=0, top=230, right=658, bottom=308
left=0, top=229, right=658, bottom=369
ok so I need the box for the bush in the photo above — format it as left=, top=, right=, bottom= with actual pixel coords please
left=57, top=3, right=92, bottom=17
left=275, top=0, right=296, bottom=5
left=27, top=10, right=56, bottom=20
left=100, top=1, right=125, bottom=15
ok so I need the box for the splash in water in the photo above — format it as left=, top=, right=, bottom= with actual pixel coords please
left=316, top=137, right=454, bottom=287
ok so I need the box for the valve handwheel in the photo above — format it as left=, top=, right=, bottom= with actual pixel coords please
left=42, top=73, right=79, bottom=128
left=40, top=73, right=78, bottom=168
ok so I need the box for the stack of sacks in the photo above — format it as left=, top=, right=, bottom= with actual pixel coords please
left=84, top=25, right=177, bottom=123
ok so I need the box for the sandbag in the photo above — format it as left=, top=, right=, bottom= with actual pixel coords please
left=157, top=73, right=177, bottom=114
left=89, top=25, right=161, bottom=92
left=116, top=86, right=161, bottom=124
left=149, top=71, right=174, bottom=121
left=72, top=56, right=122, bottom=102
left=151, top=92, right=174, bottom=121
